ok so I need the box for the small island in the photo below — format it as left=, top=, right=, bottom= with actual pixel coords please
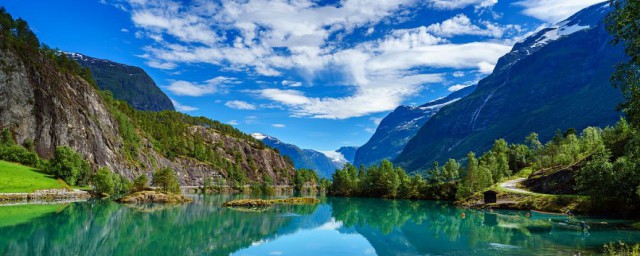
left=223, top=197, right=319, bottom=207
left=117, top=190, right=192, bottom=204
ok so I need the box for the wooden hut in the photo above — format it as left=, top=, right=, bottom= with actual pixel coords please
left=483, top=190, right=497, bottom=204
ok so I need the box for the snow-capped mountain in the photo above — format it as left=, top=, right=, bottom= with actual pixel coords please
left=252, top=133, right=354, bottom=178
left=354, top=85, right=476, bottom=167
left=395, top=2, right=625, bottom=173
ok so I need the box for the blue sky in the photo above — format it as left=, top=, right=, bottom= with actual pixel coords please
left=1, top=0, right=604, bottom=151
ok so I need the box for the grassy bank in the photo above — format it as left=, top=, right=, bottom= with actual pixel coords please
left=458, top=183, right=592, bottom=214
left=0, top=160, right=70, bottom=193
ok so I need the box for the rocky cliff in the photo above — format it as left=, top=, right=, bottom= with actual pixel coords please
left=0, top=35, right=294, bottom=186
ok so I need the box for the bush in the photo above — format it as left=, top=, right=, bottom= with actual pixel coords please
left=92, top=167, right=115, bottom=195
left=47, top=146, right=90, bottom=186
left=0, top=144, right=43, bottom=168
left=152, top=167, right=180, bottom=194
left=92, top=167, right=131, bottom=197
left=132, top=174, right=149, bottom=192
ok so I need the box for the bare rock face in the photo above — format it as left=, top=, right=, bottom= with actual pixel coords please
left=0, top=49, right=295, bottom=186
left=0, top=50, right=124, bottom=171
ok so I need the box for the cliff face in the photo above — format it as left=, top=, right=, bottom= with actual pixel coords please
left=0, top=48, right=295, bottom=186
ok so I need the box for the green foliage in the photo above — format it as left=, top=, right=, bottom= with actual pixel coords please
left=46, top=146, right=90, bottom=186
left=152, top=167, right=181, bottom=194
left=604, top=241, right=640, bottom=256
left=294, top=168, right=319, bottom=193
left=607, top=0, right=640, bottom=128
left=132, top=174, right=149, bottom=192
left=91, top=167, right=131, bottom=197
left=92, top=167, right=115, bottom=195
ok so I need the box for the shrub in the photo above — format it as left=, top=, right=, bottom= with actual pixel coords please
left=132, top=174, right=149, bottom=192
left=47, top=146, right=90, bottom=186
left=152, top=167, right=180, bottom=194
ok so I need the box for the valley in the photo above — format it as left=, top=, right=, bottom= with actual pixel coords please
left=1, top=1, right=640, bottom=255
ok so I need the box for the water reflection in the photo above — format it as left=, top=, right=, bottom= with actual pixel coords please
left=1, top=196, right=640, bottom=255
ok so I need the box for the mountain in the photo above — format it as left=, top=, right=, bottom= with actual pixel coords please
left=354, top=85, right=476, bottom=167
left=336, top=146, right=358, bottom=164
left=395, top=3, right=624, bottom=172
left=0, top=10, right=295, bottom=186
left=67, top=52, right=174, bottom=111
left=252, top=133, right=347, bottom=179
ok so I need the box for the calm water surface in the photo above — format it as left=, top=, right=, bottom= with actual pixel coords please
left=1, top=195, right=640, bottom=255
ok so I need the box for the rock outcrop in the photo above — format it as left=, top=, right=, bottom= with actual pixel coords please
left=0, top=41, right=295, bottom=186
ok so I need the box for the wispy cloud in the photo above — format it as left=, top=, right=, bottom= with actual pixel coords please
left=165, top=76, right=237, bottom=97
left=225, top=100, right=256, bottom=110
left=170, top=98, right=197, bottom=112
left=514, top=0, right=606, bottom=23
left=272, top=123, right=286, bottom=128
left=109, top=0, right=539, bottom=119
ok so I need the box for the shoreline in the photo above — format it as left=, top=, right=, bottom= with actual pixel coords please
left=0, top=189, right=91, bottom=204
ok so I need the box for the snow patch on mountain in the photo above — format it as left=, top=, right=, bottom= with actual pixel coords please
left=532, top=23, right=590, bottom=48
left=251, top=133, right=267, bottom=140
left=419, top=98, right=461, bottom=111
left=320, top=151, right=348, bottom=165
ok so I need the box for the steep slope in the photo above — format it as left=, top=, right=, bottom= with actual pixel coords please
left=0, top=11, right=294, bottom=186
left=67, top=52, right=174, bottom=111
left=355, top=85, right=476, bottom=167
left=395, top=3, right=624, bottom=172
left=253, top=133, right=343, bottom=179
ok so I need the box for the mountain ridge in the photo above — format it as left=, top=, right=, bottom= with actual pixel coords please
left=395, top=2, right=624, bottom=172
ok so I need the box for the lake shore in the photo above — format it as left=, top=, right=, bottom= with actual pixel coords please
left=0, top=189, right=91, bottom=203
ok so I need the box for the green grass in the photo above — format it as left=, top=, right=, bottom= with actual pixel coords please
left=0, top=160, right=70, bottom=193
left=0, top=204, right=65, bottom=228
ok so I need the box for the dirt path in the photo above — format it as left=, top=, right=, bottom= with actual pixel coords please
left=499, top=178, right=533, bottom=194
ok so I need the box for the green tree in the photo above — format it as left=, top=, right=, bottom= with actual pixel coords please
left=47, top=146, right=90, bottom=186
left=92, top=167, right=115, bottom=195
left=132, top=174, right=149, bottom=192
left=607, top=0, right=640, bottom=127
left=442, top=159, right=460, bottom=181
left=152, top=167, right=181, bottom=194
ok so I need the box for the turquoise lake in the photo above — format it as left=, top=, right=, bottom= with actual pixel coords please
left=1, top=195, right=640, bottom=255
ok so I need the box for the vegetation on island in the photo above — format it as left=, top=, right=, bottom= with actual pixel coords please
left=223, top=197, right=319, bottom=208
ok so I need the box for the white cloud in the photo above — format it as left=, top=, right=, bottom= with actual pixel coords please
left=228, top=120, right=239, bottom=125
left=365, top=127, right=376, bottom=133
left=427, top=0, right=497, bottom=10
left=112, top=0, right=528, bottom=119
left=165, top=76, right=237, bottom=97
left=120, top=28, right=129, bottom=33
left=515, top=0, right=606, bottom=23
left=371, top=117, right=383, bottom=126
left=425, top=14, right=521, bottom=38
left=272, top=123, right=286, bottom=128
left=170, top=98, right=197, bottom=112
left=281, top=80, right=302, bottom=87
left=448, top=84, right=472, bottom=92
left=225, top=100, right=256, bottom=110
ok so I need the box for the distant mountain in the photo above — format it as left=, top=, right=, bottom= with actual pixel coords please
left=336, top=146, right=358, bottom=164
left=395, top=3, right=624, bottom=172
left=67, top=53, right=174, bottom=111
left=354, top=85, right=476, bottom=167
left=252, top=133, right=350, bottom=178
